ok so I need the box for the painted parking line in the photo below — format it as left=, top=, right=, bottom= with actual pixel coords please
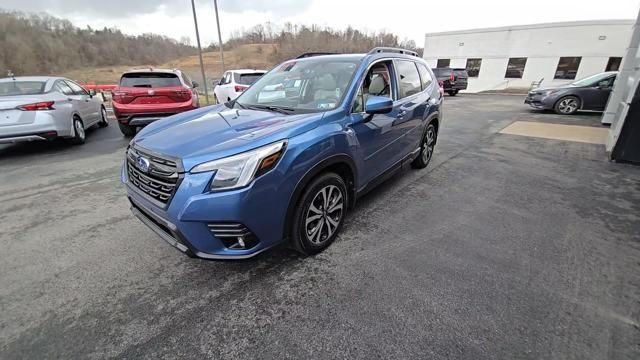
left=499, top=121, right=609, bottom=144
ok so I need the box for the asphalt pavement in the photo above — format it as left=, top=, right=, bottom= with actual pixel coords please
left=1, top=95, right=639, bottom=359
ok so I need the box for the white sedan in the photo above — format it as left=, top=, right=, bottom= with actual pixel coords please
left=213, top=69, right=267, bottom=103
left=0, top=76, right=108, bottom=145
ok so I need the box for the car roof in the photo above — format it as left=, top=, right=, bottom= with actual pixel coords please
left=0, top=76, right=63, bottom=83
left=230, top=69, right=268, bottom=74
left=122, top=68, right=179, bottom=74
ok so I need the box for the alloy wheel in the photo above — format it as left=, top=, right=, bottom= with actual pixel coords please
left=75, top=119, right=85, bottom=140
left=558, top=98, right=578, bottom=114
left=423, top=126, right=436, bottom=163
left=305, top=185, right=344, bottom=244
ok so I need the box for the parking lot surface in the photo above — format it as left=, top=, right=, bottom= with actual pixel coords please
left=1, top=95, right=639, bottom=359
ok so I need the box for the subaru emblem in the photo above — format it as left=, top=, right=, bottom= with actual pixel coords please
left=136, top=156, right=150, bottom=173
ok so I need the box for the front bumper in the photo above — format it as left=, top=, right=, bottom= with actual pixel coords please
left=525, top=94, right=554, bottom=110
left=122, top=161, right=290, bottom=260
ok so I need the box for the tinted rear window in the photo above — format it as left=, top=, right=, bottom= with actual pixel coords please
left=237, top=73, right=264, bottom=85
left=0, top=81, right=46, bottom=96
left=432, top=68, right=451, bottom=77
left=453, top=69, right=468, bottom=78
left=120, top=73, right=181, bottom=88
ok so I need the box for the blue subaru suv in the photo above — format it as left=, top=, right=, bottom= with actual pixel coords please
left=122, top=47, right=442, bottom=259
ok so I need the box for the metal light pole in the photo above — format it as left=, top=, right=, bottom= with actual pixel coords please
left=191, top=0, right=210, bottom=105
left=213, top=0, right=225, bottom=74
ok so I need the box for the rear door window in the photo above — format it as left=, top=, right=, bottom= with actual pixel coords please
left=65, top=80, right=88, bottom=95
left=395, top=60, right=421, bottom=99
left=55, top=81, right=74, bottom=95
left=120, top=73, right=182, bottom=88
left=236, top=73, right=265, bottom=85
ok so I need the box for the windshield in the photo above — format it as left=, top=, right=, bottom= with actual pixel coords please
left=234, top=58, right=360, bottom=113
left=120, top=73, right=181, bottom=88
left=571, top=72, right=614, bottom=87
left=0, top=81, right=46, bottom=96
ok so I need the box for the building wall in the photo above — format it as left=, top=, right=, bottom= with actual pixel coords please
left=424, top=20, right=635, bottom=92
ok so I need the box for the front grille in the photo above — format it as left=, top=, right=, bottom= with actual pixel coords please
left=207, top=223, right=259, bottom=249
left=126, top=147, right=180, bottom=206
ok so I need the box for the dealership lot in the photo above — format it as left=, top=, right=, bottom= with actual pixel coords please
left=1, top=95, right=638, bottom=359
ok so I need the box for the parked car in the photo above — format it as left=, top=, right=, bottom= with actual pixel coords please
left=122, top=47, right=443, bottom=259
left=525, top=71, right=617, bottom=115
left=213, top=69, right=267, bottom=103
left=0, top=76, right=108, bottom=145
left=112, top=69, right=200, bottom=137
left=432, top=68, right=468, bottom=96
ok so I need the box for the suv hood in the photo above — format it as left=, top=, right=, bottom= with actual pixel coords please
left=133, top=105, right=325, bottom=171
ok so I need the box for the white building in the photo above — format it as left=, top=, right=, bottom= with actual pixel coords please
left=423, top=20, right=635, bottom=93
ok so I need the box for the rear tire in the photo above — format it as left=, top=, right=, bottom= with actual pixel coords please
left=412, top=123, right=437, bottom=169
left=291, top=172, right=347, bottom=256
left=70, top=117, right=86, bottom=145
left=448, top=91, right=457, bottom=96
left=98, top=107, right=109, bottom=128
left=118, top=122, right=136, bottom=137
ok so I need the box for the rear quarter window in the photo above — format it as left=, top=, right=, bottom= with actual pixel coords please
left=416, top=63, right=433, bottom=90
left=120, top=73, right=182, bottom=88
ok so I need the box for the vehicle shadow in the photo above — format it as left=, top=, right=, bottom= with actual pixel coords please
left=0, top=124, right=123, bottom=161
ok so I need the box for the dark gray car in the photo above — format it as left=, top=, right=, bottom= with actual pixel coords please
left=525, top=71, right=617, bottom=115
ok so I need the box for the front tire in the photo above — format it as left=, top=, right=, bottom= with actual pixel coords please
left=118, top=122, right=136, bottom=137
left=448, top=90, right=457, bottom=96
left=291, top=172, right=347, bottom=255
left=554, top=96, right=580, bottom=115
left=412, top=123, right=437, bottom=169
left=70, top=116, right=86, bottom=145
left=98, top=107, right=109, bottom=128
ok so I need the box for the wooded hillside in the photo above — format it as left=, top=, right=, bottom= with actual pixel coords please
left=1, top=11, right=422, bottom=81
left=0, top=11, right=197, bottom=76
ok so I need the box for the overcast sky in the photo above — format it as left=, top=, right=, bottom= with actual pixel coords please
left=2, top=0, right=639, bottom=46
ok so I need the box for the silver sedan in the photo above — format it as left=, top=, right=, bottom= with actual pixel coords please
left=0, top=76, right=109, bottom=145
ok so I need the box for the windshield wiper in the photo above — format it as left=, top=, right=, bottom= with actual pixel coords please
left=241, top=104, right=295, bottom=115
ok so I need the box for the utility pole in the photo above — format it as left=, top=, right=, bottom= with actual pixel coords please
left=213, top=0, right=225, bottom=74
left=191, top=0, right=210, bottom=105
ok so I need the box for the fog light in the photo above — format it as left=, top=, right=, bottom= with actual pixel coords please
left=207, top=223, right=259, bottom=250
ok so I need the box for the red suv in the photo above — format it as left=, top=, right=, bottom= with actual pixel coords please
left=112, top=69, right=200, bottom=136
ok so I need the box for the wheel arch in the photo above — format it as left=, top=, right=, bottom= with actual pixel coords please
left=283, top=154, right=357, bottom=242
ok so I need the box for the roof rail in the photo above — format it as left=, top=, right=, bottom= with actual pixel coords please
left=368, top=47, right=418, bottom=57
left=295, top=52, right=337, bottom=59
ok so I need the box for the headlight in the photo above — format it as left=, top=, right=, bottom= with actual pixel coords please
left=543, top=90, right=558, bottom=96
left=191, top=140, right=287, bottom=191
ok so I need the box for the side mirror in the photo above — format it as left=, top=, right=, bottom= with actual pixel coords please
left=88, top=89, right=97, bottom=97
left=365, top=96, right=393, bottom=114
left=192, top=81, right=199, bottom=88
